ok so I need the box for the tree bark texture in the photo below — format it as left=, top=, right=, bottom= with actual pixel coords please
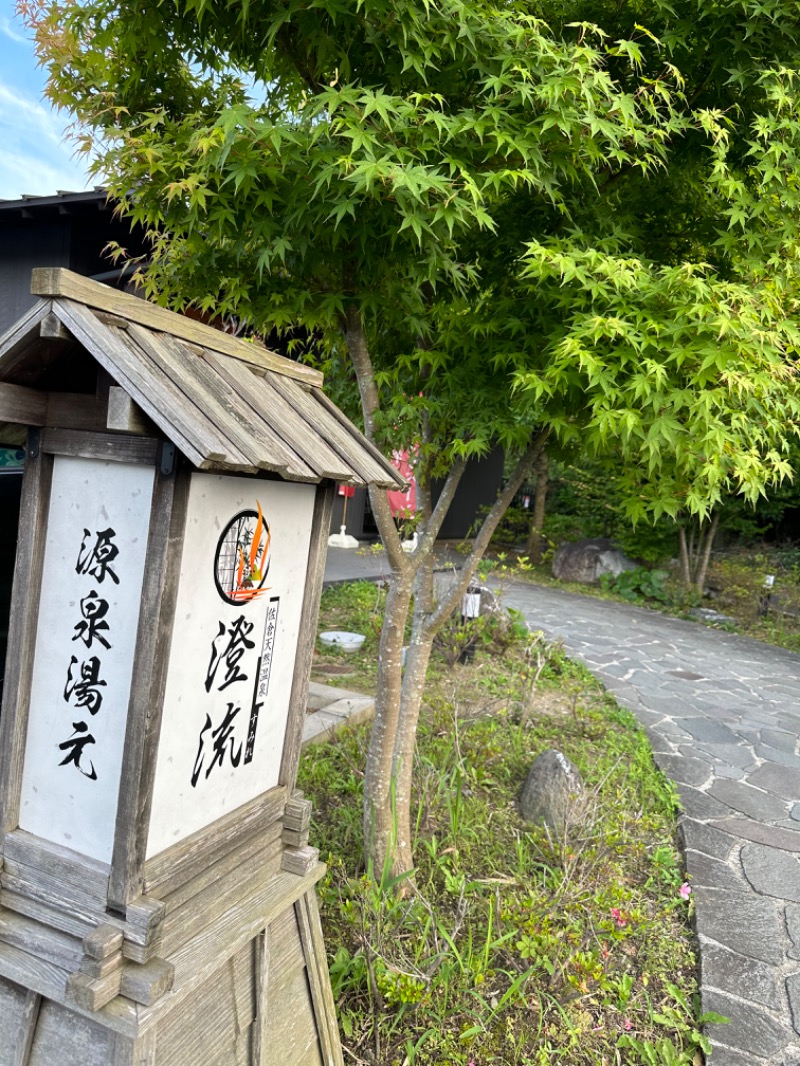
left=344, top=308, right=551, bottom=880
left=525, top=447, right=549, bottom=564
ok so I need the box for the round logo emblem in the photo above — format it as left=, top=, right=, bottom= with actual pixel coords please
left=213, top=502, right=271, bottom=605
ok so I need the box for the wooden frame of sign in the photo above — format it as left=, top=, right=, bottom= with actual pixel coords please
left=0, top=271, right=406, bottom=1065
left=0, top=427, right=340, bottom=1064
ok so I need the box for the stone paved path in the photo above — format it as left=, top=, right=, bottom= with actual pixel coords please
left=323, top=549, right=800, bottom=1063
left=502, top=581, right=800, bottom=1066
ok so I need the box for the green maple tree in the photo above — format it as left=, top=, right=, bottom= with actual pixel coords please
left=23, top=0, right=800, bottom=877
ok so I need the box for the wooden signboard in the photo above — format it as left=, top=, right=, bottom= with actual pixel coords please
left=19, top=456, right=154, bottom=862
left=0, top=269, right=406, bottom=1066
left=147, top=474, right=315, bottom=857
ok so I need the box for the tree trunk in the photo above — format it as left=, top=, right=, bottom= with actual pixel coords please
left=678, top=526, right=691, bottom=587
left=525, top=448, right=549, bottom=564
left=344, top=304, right=550, bottom=882
left=677, top=511, right=719, bottom=593
left=694, top=510, right=720, bottom=596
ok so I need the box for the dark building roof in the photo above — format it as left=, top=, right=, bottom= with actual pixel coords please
left=0, top=189, right=110, bottom=217
left=0, top=269, right=405, bottom=489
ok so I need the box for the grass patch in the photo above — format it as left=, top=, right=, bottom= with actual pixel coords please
left=300, top=582, right=716, bottom=1065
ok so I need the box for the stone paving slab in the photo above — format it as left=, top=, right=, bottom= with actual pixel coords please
left=501, top=580, right=800, bottom=1066
left=321, top=550, right=800, bottom=1063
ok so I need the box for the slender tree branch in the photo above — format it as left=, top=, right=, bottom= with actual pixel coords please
left=427, top=428, right=550, bottom=633
left=344, top=304, right=406, bottom=571
left=414, top=457, right=468, bottom=559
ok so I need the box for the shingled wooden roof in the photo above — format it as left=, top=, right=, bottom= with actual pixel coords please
left=0, top=269, right=404, bottom=489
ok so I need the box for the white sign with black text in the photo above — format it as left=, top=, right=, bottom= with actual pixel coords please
left=146, top=474, right=315, bottom=858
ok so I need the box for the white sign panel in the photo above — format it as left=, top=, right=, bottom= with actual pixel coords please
left=19, top=457, right=154, bottom=863
left=146, top=474, right=315, bottom=858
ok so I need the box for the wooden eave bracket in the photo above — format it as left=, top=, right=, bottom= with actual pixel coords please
left=0, top=382, right=156, bottom=437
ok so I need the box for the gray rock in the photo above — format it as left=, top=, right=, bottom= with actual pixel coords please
left=551, top=538, right=637, bottom=584
left=518, top=749, right=583, bottom=833
left=689, top=607, right=736, bottom=625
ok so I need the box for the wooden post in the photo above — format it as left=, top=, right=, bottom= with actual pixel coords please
left=109, top=463, right=190, bottom=909
left=0, top=431, right=53, bottom=833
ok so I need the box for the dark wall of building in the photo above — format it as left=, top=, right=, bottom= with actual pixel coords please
left=0, top=224, right=70, bottom=334
left=330, top=448, right=506, bottom=542
left=433, top=446, right=505, bottom=540
left=0, top=194, right=149, bottom=336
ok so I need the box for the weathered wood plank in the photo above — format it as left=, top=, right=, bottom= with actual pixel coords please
left=39, top=312, right=71, bottom=341
left=12, top=989, right=41, bottom=1066
left=0, top=944, right=139, bottom=1040
left=155, top=332, right=296, bottom=474
left=270, top=377, right=391, bottom=486
left=142, top=785, right=287, bottom=897
left=136, top=867, right=324, bottom=1033
left=4, top=832, right=110, bottom=897
left=109, top=465, right=189, bottom=908
left=0, top=437, right=53, bottom=832
left=84, top=924, right=124, bottom=961
left=159, top=849, right=279, bottom=958
left=279, top=482, right=335, bottom=792
left=0, top=383, right=46, bottom=425
left=119, top=958, right=174, bottom=1007
left=0, top=887, right=99, bottom=943
left=67, top=967, right=122, bottom=1012
left=266, top=961, right=323, bottom=1066
left=312, top=388, right=406, bottom=488
left=267, top=907, right=305, bottom=976
left=0, top=300, right=50, bottom=370
left=208, top=354, right=354, bottom=483
left=252, top=928, right=270, bottom=1066
left=162, top=822, right=282, bottom=915
left=112, top=1029, right=157, bottom=1066
left=107, top=388, right=156, bottom=435
left=281, top=846, right=320, bottom=878
left=39, top=427, right=159, bottom=465
left=45, top=393, right=110, bottom=433
left=54, top=300, right=218, bottom=470
left=30, top=268, right=323, bottom=385
left=126, top=325, right=257, bottom=472
left=296, top=891, right=344, bottom=1066
left=0, top=910, right=83, bottom=972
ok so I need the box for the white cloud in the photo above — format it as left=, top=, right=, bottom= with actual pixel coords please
left=0, top=79, right=93, bottom=200
left=0, top=16, right=28, bottom=46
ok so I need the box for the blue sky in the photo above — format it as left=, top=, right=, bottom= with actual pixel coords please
left=0, top=4, right=93, bottom=201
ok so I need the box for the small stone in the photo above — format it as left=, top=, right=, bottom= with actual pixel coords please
left=518, top=749, right=583, bottom=833
left=689, top=607, right=736, bottom=625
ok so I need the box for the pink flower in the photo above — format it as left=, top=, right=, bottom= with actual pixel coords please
left=680, top=882, right=692, bottom=901
left=611, top=907, right=627, bottom=928
left=623, top=1018, right=633, bottom=1031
